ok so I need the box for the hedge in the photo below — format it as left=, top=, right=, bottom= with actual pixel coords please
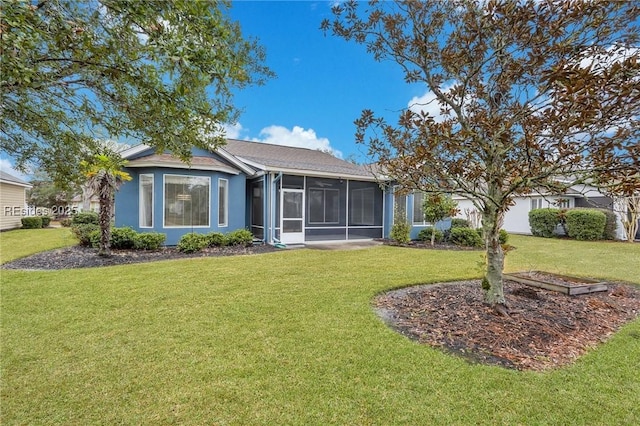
left=528, top=208, right=561, bottom=238
left=564, top=209, right=606, bottom=241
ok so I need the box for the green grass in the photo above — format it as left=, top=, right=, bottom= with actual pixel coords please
left=0, top=227, right=76, bottom=263
left=2, top=231, right=639, bottom=424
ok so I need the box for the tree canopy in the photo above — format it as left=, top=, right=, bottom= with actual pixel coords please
left=1, top=0, right=273, bottom=184
left=324, top=0, right=640, bottom=312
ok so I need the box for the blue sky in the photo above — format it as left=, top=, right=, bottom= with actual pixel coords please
left=224, top=0, right=426, bottom=160
left=1, top=0, right=429, bottom=179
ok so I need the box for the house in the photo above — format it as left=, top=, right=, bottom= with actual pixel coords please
left=452, top=183, right=633, bottom=240
left=69, top=194, right=100, bottom=213
left=0, top=170, right=32, bottom=230
left=115, top=140, right=395, bottom=246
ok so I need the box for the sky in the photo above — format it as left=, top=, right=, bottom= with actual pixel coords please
left=0, top=1, right=428, bottom=180
left=223, top=0, right=426, bottom=160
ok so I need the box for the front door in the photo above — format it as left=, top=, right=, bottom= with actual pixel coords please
left=281, top=189, right=304, bottom=244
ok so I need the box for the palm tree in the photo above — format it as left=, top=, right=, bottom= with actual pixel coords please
left=81, top=151, right=131, bottom=256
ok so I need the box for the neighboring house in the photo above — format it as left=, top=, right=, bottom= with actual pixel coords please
left=0, top=170, right=32, bottom=230
left=115, top=140, right=393, bottom=246
left=452, top=183, right=631, bottom=240
left=69, top=194, right=100, bottom=213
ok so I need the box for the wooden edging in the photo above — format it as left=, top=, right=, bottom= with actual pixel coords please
left=504, top=271, right=608, bottom=296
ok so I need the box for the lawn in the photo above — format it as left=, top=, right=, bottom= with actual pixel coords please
left=1, top=230, right=639, bottom=424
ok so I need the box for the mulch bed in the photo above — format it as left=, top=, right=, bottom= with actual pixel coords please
left=2, top=244, right=278, bottom=270
left=375, top=280, right=640, bottom=371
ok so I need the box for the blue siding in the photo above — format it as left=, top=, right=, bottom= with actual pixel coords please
left=382, top=190, right=451, bottom=240
left=115, top=167, right=247, bottom=245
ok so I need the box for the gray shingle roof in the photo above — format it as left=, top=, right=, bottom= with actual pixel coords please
left=222, top=139, right=374, bottom=178
left=0, top=170, right=30, bottom=186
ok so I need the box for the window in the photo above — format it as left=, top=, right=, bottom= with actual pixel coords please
left=555, top=198, right=570, bottom=209
left=218, top=179, right=228, bottom=227
left=350, top=187, right=375, bottom=225
left=393, top=191, right=407, bottom=223
left=308, top=188, right=340, bottom=224
left=412, top=192, right=428, bottom=225
left=531, top=198, right=544, bottom=210
left=139, top=174, right=153, bottom=228
left=164, top=175, right=210, bottom=227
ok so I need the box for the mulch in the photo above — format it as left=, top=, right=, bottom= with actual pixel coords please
left=375, top=280, right=640, bottom=371
left=4, top=242, right=639, bottom=371
left=2, top=244, right=278, bottom=270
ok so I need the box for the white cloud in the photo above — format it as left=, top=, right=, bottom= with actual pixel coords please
left=407, top=83, right=456, bottom=122
left=253, top=125, right=342, bottom=158
left=221, top=122, right=247, bottom=139
left=0, top=157, right=30, bottom=181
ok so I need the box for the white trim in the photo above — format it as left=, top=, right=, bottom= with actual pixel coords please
left=121, top=143, right=152, bottom=159
left=280, top=188, right=305, bottom=244
left=0, top=179, right=31, bottom=189
left=139, top=173, right=154, bottom=228
left=162, top=174, right=211, bottom=228
left=218, top=178, right=229, bottom=227
left=215, top=148, right=256, bottom=175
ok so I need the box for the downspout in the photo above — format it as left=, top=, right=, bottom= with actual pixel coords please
left=271, top=172, right=284, bottom=246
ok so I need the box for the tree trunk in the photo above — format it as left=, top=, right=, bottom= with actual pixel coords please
left=430, top=229, right=436, bottom=246
left=481, top=204, right=508, bottom=316
left=98, top=176, right=113, bottom=257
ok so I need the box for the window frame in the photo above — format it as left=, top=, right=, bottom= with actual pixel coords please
left=308, top=187, right=340, bottom=225
left=163, top=174, right=211, bottom=228
left=218, top=178, right=229, bottom=227
left=139, top=173, right=154, bottom=228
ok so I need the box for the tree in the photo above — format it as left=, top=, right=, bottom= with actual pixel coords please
left=323, top=0, right=640, bottom=314
left=1, top=0, right=273, bottom=185
left=422, top=194, right=458, bottom=246
left=81, top=151, right=131, bottom=257
left=27, top=171, right=74, bottom=210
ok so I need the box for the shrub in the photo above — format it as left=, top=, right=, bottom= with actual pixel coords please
left=207, top=232, right=228, bottom=247
left=71, top=223, right=100, bottom=246
left=449, top=227, right=483, bottom=247
left=499, top=229, right=509, bottom=245
left=587, top=208, right=617, bottom=240
left=417, top=227, right=444, bottom=243
left=226, top=229, right=254, bottom=247
left=177, top=233, right=209, bottom=253
left=565, top=209, right=606, bottom=241
left=71, top=211, right=99, bottom=225
left=40, top=216, right=52, bottom=227
left=390, top=220, right=411, bottom=244
left=59, top=218, right=72, bottom=227
left=528, top=208, right=561, bottom=238
left=110, top=227, right=137, bottom=249
left=450, top=218, right=470, bottom=228
left=21, top=216, right=43, bottom=229
left=474, top=228, right=509, bottom=245
left=133, top=232, right=166, bottom=250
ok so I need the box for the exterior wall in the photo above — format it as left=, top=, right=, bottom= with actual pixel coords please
left=383, top=189, right=451, bottom=240
left=454, top=195, right=575, bottom=235
left=115, top=167, right=247, bottom=245
left=1, top=182, right=28, bottom=230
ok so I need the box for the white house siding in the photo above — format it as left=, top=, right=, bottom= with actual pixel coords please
left=454, top=195, right=575, bottom=235
left=1, top=182, right=28, bottom=230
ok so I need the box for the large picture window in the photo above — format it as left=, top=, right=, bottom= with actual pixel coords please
left=218, top=179, right=228, bottom=227
left=164, top=175, right=210, bottom=227
left=308, top=188, right=340, bottom=224
left=139, top=174, right=154, bottom=227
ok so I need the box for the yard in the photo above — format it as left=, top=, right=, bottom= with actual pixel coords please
left=1, top=228, right=639, bottom=424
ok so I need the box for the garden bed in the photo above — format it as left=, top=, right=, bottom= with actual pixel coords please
left=505, top=271, right=608, bottom=295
